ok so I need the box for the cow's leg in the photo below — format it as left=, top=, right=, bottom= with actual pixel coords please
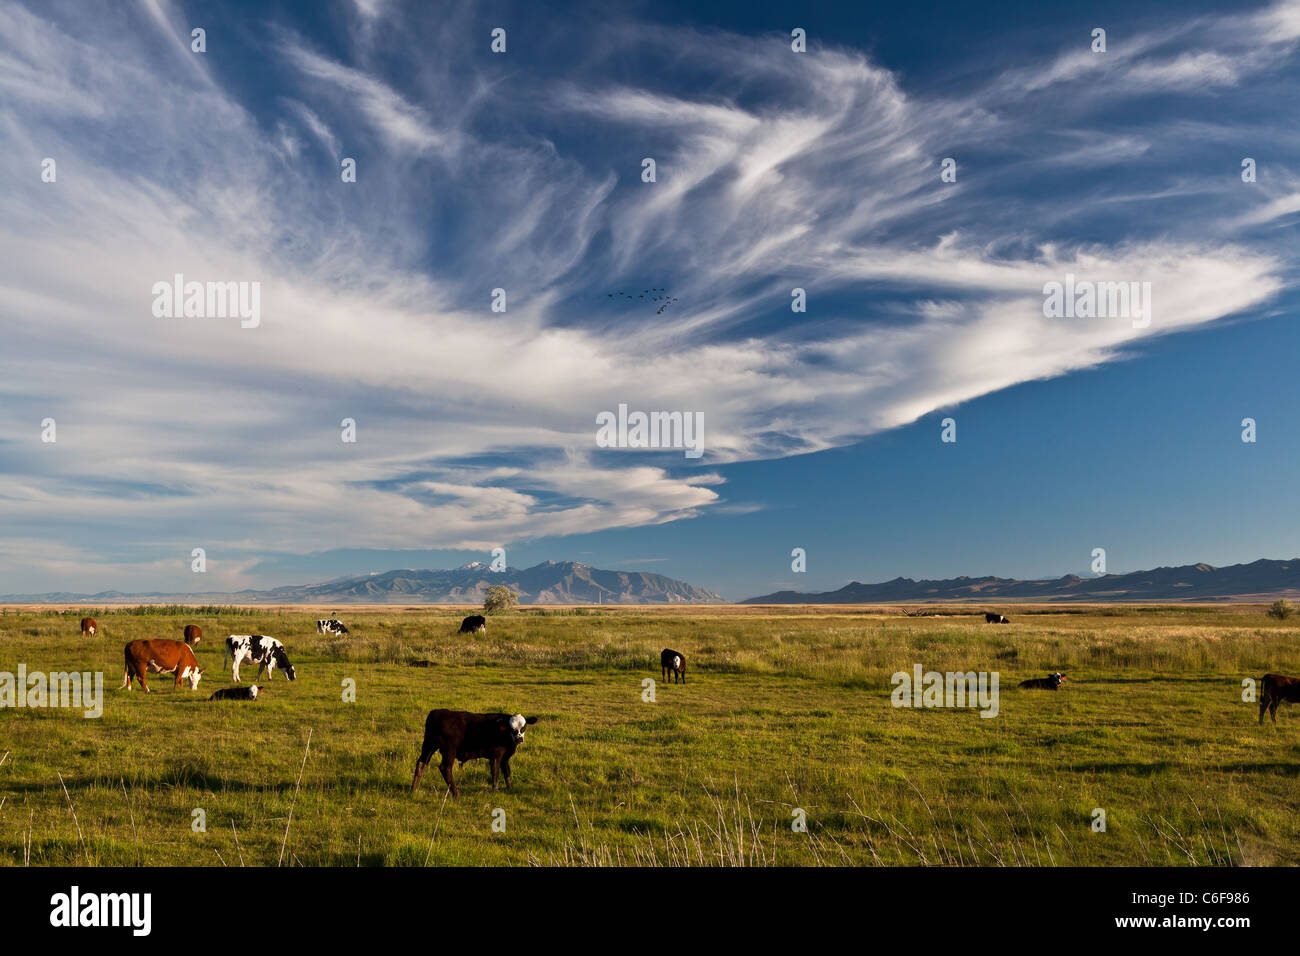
left=501, top=757, right=512, bottom=789
left=489, top=757, right=500, bottom=790
left=412, top=739, right=438, bottom=793
left=1271, top=698, right=1281, bottom=725
left=231, top=658, right=241, bottom=683
left=120, top=669, right=131, bottom=690
left=1260, top=693, right=1269, bottom=725
left=439, top=755, right=460, bottom=797
left=680, top=669, right=685, bottom=684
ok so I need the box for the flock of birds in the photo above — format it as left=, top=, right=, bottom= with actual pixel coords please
left=607, top=288, right=679, bottom=315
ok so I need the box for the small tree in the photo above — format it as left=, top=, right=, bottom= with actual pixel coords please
left=483, top=584, right=519, bottom=614
left=1268, top=599, right=1294, bottom=620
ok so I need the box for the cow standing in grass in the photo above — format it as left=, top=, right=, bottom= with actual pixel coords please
left=80, top=617, right=97, bottom=637
left=411, top=709, right=538, bottom=797
left=985, top=612, right=1009, bottom=624
left=224, top=635, right=296, bottom=683
left=1259, top=673, right=1300, bottom=725
left=661, top=648, right=687, bottom=684
left=121, top=639, right=205, bottom=693
left=184, top=624, right=202, bottom=645
left=458, top=615, right=487, bottom=634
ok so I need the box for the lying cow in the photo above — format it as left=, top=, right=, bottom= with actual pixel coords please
left=1259, top=673, right=1300, bottom=725
left=661, top=648, right=687, bottom=684
left=80, top=617, right=97, bottom=637
left=184, top=624, right=202, bottom=645
left=411, top=709, right=538, bottom=798
left=1019, top=672, right=1065, bottom=690
left=209, top=685, right=262, bottom=701
left=121, top=639, right=205, bottom=693
left=317, top=618, right=349, bottom=635
left=458, top=615, right=487, bottom=634
left=985, top=612, right=1009, bottom=624
left=223, top=635, right=296, bottom=683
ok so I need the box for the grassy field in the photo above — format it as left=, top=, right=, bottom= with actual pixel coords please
left=1, top=604, right=1298, bottom=866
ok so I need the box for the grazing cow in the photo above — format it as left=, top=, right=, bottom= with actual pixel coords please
left=458, top=615, right=487, bottom=634
left=183, top=624, right=202, bottom=645
left=80, top=617, right=97, bottom=636
left=121, top=639, right=205, bottom=693
left=1019, top=672, right=1066, bottom=690
left=209, top=685, right=262, bottom=701
left=1258, top=673, right=1300, bottom=725
left=223, top=635, right=296, bottom=683
left=411, top=709, right=538, bottom=798
left=661, top=648, right=687, bottom=684
left=317, top=618, right=349, bottom=635
left=985, top=612, right=1010, bottom=624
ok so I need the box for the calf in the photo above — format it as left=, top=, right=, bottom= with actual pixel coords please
left=317, top=618, right=349, bottom=635
left=1019, top=672, right=1065, bottom=690
left=985, top=612, right=1009, bottom=624
left=661, top=648, right=687, bottom=684
left=1259, top=673, right=1300, bottom=725
left=411, top=709, right=538, bottom=797
left=223, top=635, right=296, bottom=683
left=209, top=685, right=262, bottom=701
left=80, top=617, right=97, bottom=637
left=184, top=624, right=202, bottom=645
left=121, top=639, right=205, bottom=693
left=458, top=615, right=487, bottom=634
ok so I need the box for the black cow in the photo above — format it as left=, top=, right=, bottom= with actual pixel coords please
left=1259, top=673, right=1300, bottom=725
left=985, top=612, right=1009, bottom=624
left=1019, top=672, right=1065, bottom=690
left=411, top=709, right=538, bottom=797
left=458, top=615, right=487, bottom=634
left=661, top=648, right=687, bottom=684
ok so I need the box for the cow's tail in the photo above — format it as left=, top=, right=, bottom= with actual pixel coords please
left=222, top=640, right=230, bottom=670
left=411, top=723, right=439, bottom=794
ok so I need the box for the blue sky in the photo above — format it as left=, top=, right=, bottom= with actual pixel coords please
left=0, top=0, right=1297, bottom=600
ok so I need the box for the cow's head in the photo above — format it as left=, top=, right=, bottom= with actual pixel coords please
left=1051, top=672, right=1065, bottom=687
left=500, top=714, right=539, bottom=744
left=274, top=646, right=296, bottom=681
left=250, top=685, right=262, bottom=699
left=185, top=666, right=206, bottom=690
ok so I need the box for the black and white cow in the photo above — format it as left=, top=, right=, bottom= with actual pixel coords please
left=223, top=635, right=296, bottom=683
left=317, top=618, right=349, bottom=635
left=661, top=648, right=687, bottom=684
left=209, top=685, right=262, bottom=701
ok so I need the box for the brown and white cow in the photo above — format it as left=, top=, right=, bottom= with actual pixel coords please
left=183, top=624, right=202, bottom=645
left=120, top=639, right=205, bottom=693
left=80, top=617, right=97, bottom=637
left=1259, top=673, right=1300, bottom=725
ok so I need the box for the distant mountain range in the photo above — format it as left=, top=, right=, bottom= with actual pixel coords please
left=741, top=559, right=1300, bottom=604
left=5, top=558, right=1298, bottom=607
left=0, top=561, right=726, bottom=605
